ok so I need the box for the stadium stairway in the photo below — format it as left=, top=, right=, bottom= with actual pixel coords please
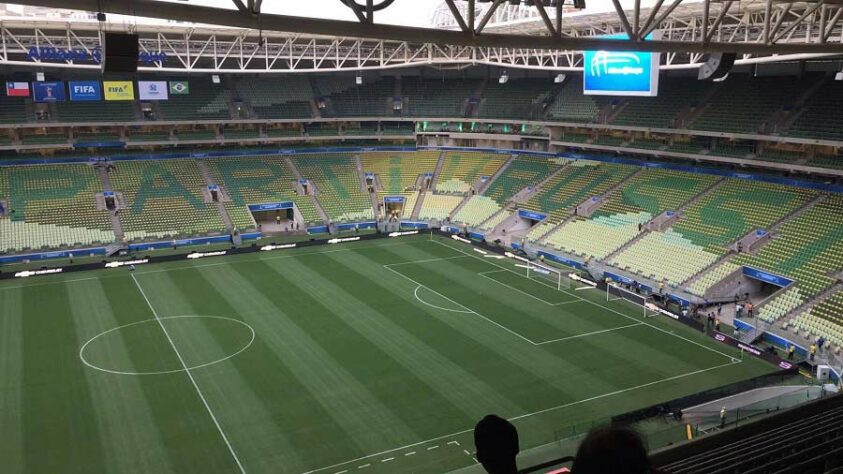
left=447, top=192, right=476, bottom=221
left=430, top=151, right=447, bottom=190
left=676, top=83, right=721, bottom=128
left=530, top=212, right=580, bottom=245
left=410, top=190, right=427, bottom=220
left=356, top=154, right=382, bottom=219
left=600, top=226, right=650, bottom=263
left=477, top=154, right=514, bottom=195
left=509, top=160, right=571, bottom=204
left=196, top=160, right=234, bottom=233
left=776, top=75, right=829, bottom=133
left=653, top=392, right=843, bottom=474
left=533, top=164, right=648, bottom=249
left=97, top=165, right=125, bottom=243
left=681, top=252, right=737, bottom=292
left=284, top=156, right=330, bottom=224
left=447, top=154, right=516, bottom=220
left=777, top=281, right=843, bottom=337
left=765, top=193, right=827, bottom=235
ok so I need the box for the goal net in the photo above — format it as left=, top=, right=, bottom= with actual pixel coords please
left=524, top=260, right=566, bottom=290
left=606, top=283, right=661, bottom=318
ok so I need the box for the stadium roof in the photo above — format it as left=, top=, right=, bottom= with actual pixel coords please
left=1, top=0, right=841, bottom=73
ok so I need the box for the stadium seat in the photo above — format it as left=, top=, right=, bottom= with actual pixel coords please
left=435, top=152, right=508, bottom=195
left=291, top=154, right=374, bottom=222
left=205, top=156, right=321, bottom=229
left=109, top=159, right=226, bottom=241
left=0, top=164, right=115, bottom=252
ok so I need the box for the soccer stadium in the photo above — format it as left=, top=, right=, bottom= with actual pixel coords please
left=1, top=0, right=843, bottom=473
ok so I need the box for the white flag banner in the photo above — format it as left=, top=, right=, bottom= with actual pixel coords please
left=138, top=81, right=169, bottom=101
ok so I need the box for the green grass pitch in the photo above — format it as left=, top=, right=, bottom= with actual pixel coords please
left=0, top=235, right=773, bottom=474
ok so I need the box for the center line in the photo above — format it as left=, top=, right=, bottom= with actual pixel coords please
left=131, top=273, right=246, bottom=474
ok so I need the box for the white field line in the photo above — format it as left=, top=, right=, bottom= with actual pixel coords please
left=550, top=300, right=585, bottom=306
left=384, top=255, right=471, bottom=267
left=0, top=239, right=432, bottom=291
left=383, top=264, right=538, bottom=346
left=431, top=239, right=739, bottom=362
left=299, top=360, right=739, bottom=474
left=477, top=271, right=558, bottom=306
left=534, top=322, right=644, bottom=345
left=413, top=286, right=473, bottom=314
left=131, top=274, right=246, bottom=474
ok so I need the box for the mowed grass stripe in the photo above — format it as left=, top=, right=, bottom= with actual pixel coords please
left=172, top=269, right=366, bottom=474
left=20, top=284, right=107, bottom=473
left=194, top=264, right=420, bottom=459
left=66, top=278, right=180, bottom=474
left=98, top=276, right=242, bottom=473
left=385, top=250, right=627, bottom=343
left=231, top=259, right=470, bottom=440
left=340, top=245, right=623, bottom=401
left=0, top=288, right=24, bottom=473
left=137, top=270, right=311, bottom=473
left=359, top=244, right=742, bottom=438
left=368, top=244, right=687, bottom=388
left=273, top=253, right=528, bottom=418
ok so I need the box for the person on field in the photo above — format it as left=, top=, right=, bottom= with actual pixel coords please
left=571, top=426, right=653, bottom=474
left=474, top=415, right=519, bottom=474
left=720, top=406, right=727, bottom=428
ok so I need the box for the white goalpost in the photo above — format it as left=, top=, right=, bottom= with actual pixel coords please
left=606, top=282, right=661, bottom=318
left=524, top=259, right=565, bottom=291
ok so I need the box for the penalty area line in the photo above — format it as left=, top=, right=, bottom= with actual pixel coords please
left=430, top=239, right=739, bottom=363
left=382, top=264, right=538, bottom=345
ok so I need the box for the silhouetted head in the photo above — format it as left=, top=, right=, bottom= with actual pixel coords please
left=474, top=415, right=519, bottom=474
left=571, top=425, right=652, bottom=474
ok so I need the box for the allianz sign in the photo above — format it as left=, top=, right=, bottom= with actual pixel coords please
left=27, top=46, right=166, bottom=64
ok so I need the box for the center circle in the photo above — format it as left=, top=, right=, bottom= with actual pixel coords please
left=79, top=315, right=255, bottom=376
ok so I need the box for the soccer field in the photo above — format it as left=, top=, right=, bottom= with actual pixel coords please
left=0, top=235, right=773, bottom=474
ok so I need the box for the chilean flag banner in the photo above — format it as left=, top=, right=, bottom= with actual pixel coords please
left=5, top=82, right=30, bottom=97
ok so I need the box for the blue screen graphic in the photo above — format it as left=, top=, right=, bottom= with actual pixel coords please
left=583, top=33, right=659, bottom=96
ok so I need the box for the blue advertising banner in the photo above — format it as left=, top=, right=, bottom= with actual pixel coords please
left=583, top=33, right=659, bottom=97
left=668, top=294, right=691, bottom=307
left=517, top=209, right=548, bottom=221
left=32, top=81, right=66, bottom=102
left=68, top=81, right=101, bottom=101
left=538, top=250, right=583, bottom=269
left=604, top=271, right=635, bottom=285
left=742, top=266, right=793, bottom=287
left=384, top=196, right=405, bottom=203
left=248, top=202, right=293, bottom=212
left=400, top=221, right=429, bottom=229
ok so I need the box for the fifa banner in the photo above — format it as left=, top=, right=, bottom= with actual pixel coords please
left=69, top=81, right=102, bottom=101
left=5, top=81, right=30, bottom=97
left=138, top=81, right=169, bottom=101
left=103, top=81, right=135, bottom=101
left=583, top=32, right=660, bottom=96
left=169, top=81, right=189, bottom=95
left=32, top=81, right=66, bottom=102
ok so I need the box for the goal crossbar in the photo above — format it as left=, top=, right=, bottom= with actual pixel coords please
left=526, top=260, right=565, bottom=290
left=606, top=283, right=660, bottom=318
